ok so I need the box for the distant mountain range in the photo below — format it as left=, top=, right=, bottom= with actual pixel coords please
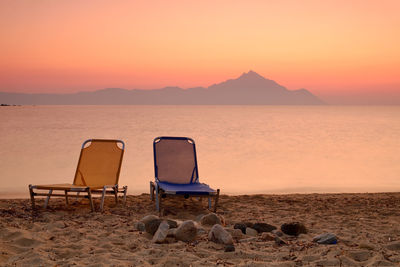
left=0, top=71, right=324, bottom=105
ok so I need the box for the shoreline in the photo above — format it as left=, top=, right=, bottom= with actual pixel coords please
left=2, top=190, right=400, bottom=200
left=1, top=192, right=400, bottom=266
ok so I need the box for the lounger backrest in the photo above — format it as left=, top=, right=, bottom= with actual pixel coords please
left=153, top=137, right=199, bottom=184
left=73, top=139, right=125, bottom=187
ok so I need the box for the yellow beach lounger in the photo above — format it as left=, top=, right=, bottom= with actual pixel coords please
left=29, top=139, right=127, bottom=212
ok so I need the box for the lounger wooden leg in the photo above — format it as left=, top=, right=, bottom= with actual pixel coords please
left=64, top=190, right=69, bottom=206
left=213, top=189, right=220, bottom=213
left=100, top=187, right=106, bottom=212
left=44, top=189, right=53, bottom=209
left=28, top=184, right=35, bottom=210
left=123, top=186, right=128, bottom=205
left=113, top=185, right=118, bottom=204
left=87, top=188, right=94, bottom=212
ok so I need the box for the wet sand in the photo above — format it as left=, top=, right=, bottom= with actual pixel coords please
left=1, top=193, right=400, bottom=266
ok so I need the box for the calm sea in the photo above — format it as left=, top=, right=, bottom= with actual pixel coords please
left=0, top=105, right=399, bottom=198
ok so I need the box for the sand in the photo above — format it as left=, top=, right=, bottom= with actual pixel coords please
left=1, top=193, right=400, bottom=266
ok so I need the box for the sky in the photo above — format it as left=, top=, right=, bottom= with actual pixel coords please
left=0, top=0, right=399, bottom=104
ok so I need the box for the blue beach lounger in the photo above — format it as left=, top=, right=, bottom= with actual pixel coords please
left=150, top=136, right=220, bottom=212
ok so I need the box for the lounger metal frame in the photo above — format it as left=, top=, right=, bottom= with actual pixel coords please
left=29, top=139, right=127, bottom=212
left=150, top=136, right=220, bottom=214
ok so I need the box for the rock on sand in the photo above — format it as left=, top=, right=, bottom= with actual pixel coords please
left=175, top=220, right=197, bottom=242
left=208, top=224, right=233, bottom=245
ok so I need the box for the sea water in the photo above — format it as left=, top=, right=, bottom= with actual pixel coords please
left=0, top=105, right=399, bottom=198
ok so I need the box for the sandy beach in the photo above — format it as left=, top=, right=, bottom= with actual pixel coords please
left=1, top=193, right=400, bottom=266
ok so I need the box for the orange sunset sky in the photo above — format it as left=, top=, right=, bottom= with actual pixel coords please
left=0, top=0, right=399, bottom=104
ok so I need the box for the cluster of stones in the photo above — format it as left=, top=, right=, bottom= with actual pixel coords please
left=135, top=214, right=338, bottom=252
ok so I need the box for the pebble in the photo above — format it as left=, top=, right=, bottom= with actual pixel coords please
left=152, top=221, right=169, bottom=243
left=134, top=222, right=145, bottom=232
left=252, top=223, right=276, bottom=233
left=208, top=224, right=233, bottom=245
left=313, top=233, right=337, bottom=244
left=280, top=222, right=307, bottom=236
left=234, top=222, right=254, bottom=234
left=175, top=220, right=197, bottom=242
left=200, top=213, right=221, bottom=226
left=167, top=228, right=177, bottom=237
left=145, top=219, right=162, bottom=235
left=245, top=227, right=258, bottom=237
left=234, top=223, right=247, bottom=234
left=196, top=227, right=207, bottom=235
left=275, top=236, right=288, bottom=246
left=144, top=218, right=177, bottom=235
left=225, top=228, right=244, bottom=240
left=166, top=219, right=178, bottom=229
left=140, top=215, right=159, bottom=224
left=195, top=214, right=205, bottom=222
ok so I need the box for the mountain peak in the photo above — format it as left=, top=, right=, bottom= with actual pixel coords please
left=238, top=70, right=265, bottom=80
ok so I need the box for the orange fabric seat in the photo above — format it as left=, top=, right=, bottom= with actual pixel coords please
left=29, top=139, right=127, bottom=212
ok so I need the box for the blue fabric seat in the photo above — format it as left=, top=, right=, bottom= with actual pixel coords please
left=157, top=181, right=217, bottom=195
left=150, top=136, right=220, bottom=212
